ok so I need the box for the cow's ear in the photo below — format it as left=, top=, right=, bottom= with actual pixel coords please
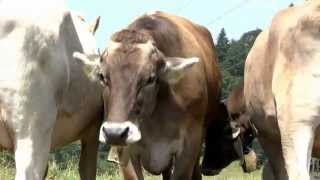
left=73, top=52, right=100, bottom=66
left=88, top=16, right=100, bottom=35
left=160, top=57, right=199, bottom=84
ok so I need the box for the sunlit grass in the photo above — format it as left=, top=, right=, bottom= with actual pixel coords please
left=0, top=144, right=262, bottom=180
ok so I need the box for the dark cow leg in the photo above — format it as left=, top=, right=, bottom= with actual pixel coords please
left=259, top=136, right=287, bottom=180
left=191, top=157, right=202, bottom=180
left=79, top=122, right=100, bottom=180
left=162, top=166, right=172, bottom=180
left=130, top=156, right=144, bottom=180
left=263, top=161, right=275, bottom=180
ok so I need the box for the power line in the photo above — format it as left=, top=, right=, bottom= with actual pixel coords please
left=207, top=0, right=255, bottom=26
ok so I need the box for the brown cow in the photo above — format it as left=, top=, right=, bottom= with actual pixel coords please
left=76, top=11, right=226, bottom=180
left=244, top=1, right=320, bottom=179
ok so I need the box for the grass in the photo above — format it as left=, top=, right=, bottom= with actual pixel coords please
left=0, top=145, right=262, bottom=180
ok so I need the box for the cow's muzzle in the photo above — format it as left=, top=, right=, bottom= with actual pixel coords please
left=99, top=121, right=141, bottom=145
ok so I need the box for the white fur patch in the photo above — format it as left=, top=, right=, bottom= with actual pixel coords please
left=136, top=40, right=154, bottom=51
left=166, top=57, right=199, bottom=71
left=15, top=138, right=33, bottom=179
left=99, top=121, right=141, bottom=144
left=232, top=127, right=241, bottom=139
left=73, top=52, right=100, bottom=66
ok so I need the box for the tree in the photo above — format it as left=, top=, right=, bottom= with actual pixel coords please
left=216, top=28, right=230, bottom=64
left=218, top=28, right=262, bottom=98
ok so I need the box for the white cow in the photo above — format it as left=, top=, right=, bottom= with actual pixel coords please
left=0, top=1, right=103, bottom=179
left=244, top=1, right=320, bottom=180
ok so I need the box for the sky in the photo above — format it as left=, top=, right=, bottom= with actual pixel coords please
left=68, top=0, right=304, bottom=49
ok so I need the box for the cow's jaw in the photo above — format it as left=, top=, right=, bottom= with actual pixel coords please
left=99, top=121, right=141, bottom=145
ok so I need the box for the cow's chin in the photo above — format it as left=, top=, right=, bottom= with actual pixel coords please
left=98, top=121, right=142, bottom=145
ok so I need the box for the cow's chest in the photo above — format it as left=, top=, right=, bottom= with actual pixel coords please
left=131, top=130, right=184, bottom=175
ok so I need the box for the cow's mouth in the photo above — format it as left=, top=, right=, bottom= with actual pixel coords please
left=99, top=121, right=142, bottom=145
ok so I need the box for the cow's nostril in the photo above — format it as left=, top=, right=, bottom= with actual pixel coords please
left=120, top=127, right=129, bottom=139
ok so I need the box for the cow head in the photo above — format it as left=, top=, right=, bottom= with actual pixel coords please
left=201, top=103, right=257, bottom=176
left=201, top=103, right=242, bottom=175
left=230, top=110, right=257, bottom=173
left=75, top=29, right=199, bottom=145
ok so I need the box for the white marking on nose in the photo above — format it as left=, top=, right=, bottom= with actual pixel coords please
left=99, top=121, right=141, bottom=144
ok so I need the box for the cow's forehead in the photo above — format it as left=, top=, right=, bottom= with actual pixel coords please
left=106, top=40, right=154, bottom=53
left=105, top=40, right=155, bottom=65
left=105, top=41, right=122, bottom=55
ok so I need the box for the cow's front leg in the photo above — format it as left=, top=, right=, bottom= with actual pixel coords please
left=162, top=165, right=173, bottom=180
left=191, top=157, right=202, bottom=180
left=171, top=125, right=202, bottom=180
left=279, top=120, right=315, bottom=180
left=258, top=135, right=287, bottom=180
left=14, top=93, right=57, bottom=180
left=120, top=159, right=139, bottom=180
left=113, top=147, right=139, bottom=180
left=262, top=161, right=275, bottom=180
left=129, top=155, right=143, bottom=180
left=79, top=121, right=101, bottom=180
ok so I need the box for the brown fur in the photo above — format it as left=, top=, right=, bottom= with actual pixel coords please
left=101, top=11, right=222, bottom=180
left=111, top=29, right=152, bottom=44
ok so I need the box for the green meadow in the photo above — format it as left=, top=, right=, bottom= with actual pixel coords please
left=0, top=144, right=262, bottom=180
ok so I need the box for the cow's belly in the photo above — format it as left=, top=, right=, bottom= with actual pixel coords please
left=50, top=112, right=84, bottom=149
left=0, top=109, right=101, bottom=151
left=0, top=120, right=13, bottom=151
left=0, top=88, right=16, bottom=151
left=50, top=106, right=102, bottom=149
left=0, top=94, right=102, bottom=151
left=135, top=138, right=183, bottom=175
